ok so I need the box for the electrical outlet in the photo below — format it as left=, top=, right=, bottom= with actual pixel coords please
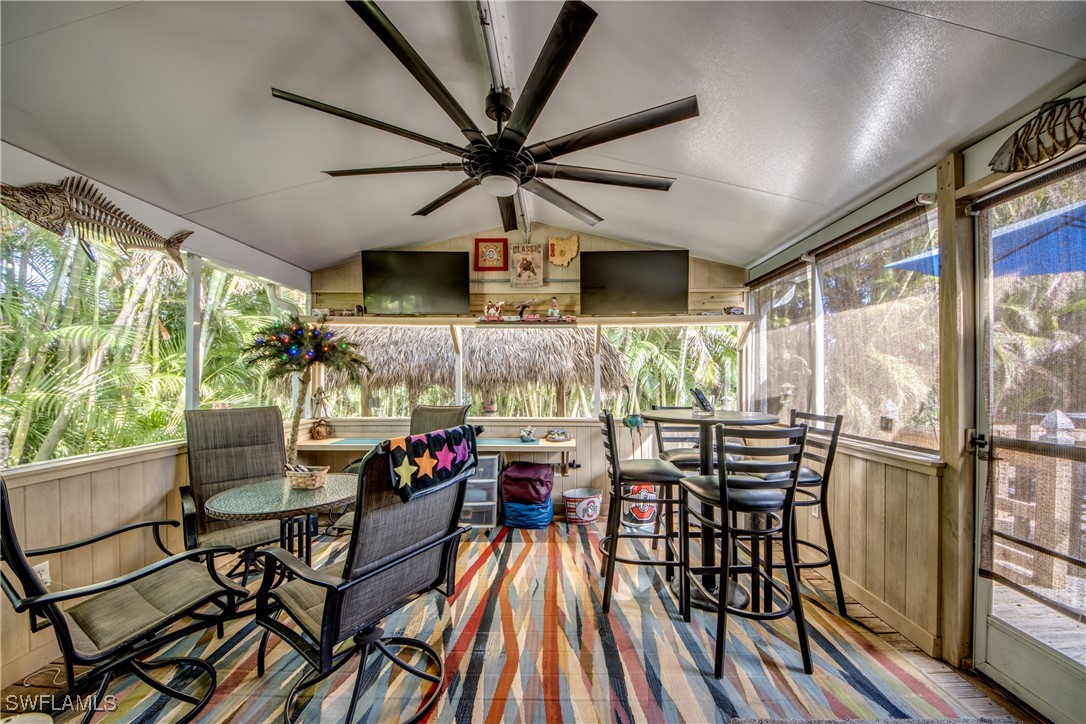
left=811, top=507, right=819, bottom=519
left=32, top=561, right=51, bottom=587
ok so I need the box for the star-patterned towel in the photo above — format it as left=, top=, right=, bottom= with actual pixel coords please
left=386, top=424, right=479, bottom=503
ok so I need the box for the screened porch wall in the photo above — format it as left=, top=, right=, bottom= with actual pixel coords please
left=0, top=418, right=948, bottom=689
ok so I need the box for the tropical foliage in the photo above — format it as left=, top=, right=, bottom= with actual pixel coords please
left=0, top=210, right=303, bottom=468
left=603, top=326, right=739, bottom=413
left=986, top=172, right=1086, bottom=428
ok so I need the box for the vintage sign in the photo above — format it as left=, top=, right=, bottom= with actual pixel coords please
left=510, top=243, right=544, bottom=287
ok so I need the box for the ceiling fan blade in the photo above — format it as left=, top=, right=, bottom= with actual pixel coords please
left=533, top=163, right=674, bottom=191
left=413, top=178, right=480, bottom=217
left=497, top=196, right=517, bottom=232
left=324, top=163, right=463, bottom=177
left=525, top=96, right=699, bottom=163
left=346, top=0, right=489, bottom=148
left=521, top=178, right=602, bottom=226
left=500, top=1, right=597, bottom=152
left=272, top=88, right=467, bottom=157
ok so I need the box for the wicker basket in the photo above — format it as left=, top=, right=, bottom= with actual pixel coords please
left=286, top=465, right=329, bottom=489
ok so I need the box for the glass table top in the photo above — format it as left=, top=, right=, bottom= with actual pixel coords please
left=204, top=473, right=357, bottom=521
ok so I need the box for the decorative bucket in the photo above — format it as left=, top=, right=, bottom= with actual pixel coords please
left=563, top=488, right=603, bottom=525
left=621, top=484, right=658, bottom=528
left=286, top=465, right=329, bottom=489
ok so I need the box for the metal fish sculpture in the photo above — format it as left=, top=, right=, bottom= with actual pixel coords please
left=0, top=176, right=190, bottom=271
left=989, top=96, right=1086, bottom=173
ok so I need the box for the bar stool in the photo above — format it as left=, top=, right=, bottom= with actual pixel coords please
left=678, top=423, right=812, bottom=677
left=651, top=404, right=702, bottom=472
left=598, top=410, right=685, bottom=613
left=775, top=410, right=846, bottom=616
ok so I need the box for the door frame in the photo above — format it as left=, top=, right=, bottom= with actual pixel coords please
left=971, top=203, right=1086, bottom=724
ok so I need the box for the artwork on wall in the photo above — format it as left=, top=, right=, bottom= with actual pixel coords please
left=510, top=243, right=544, bottom=287
left=474, top=238, right=508, bottom=271
left=548, top=233, right=579, bottom=267
left=0, top=176, right=190, bottom=271
left=989, top=95, right=1085, bottom=173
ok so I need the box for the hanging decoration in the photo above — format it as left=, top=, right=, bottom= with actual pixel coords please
left=0, top=176, right=191, bottom=270
left=548, top=233, right=579, bottom=266
left=989, top=96, right=1086, bottom=173
left=510, top=243, right=544, bottom=287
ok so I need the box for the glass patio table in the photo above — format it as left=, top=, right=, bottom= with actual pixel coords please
left=640, top=408, right=779, bottom=611
left=204, top=473, right=357, bottom=565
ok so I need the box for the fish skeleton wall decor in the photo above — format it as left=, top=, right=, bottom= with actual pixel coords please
left=0, top=176, right=190, bottom=271
left=989, top=96, right=1086, bottom=173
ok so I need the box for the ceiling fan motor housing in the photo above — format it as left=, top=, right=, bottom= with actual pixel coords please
left=465, top=144, right=534, bottom=195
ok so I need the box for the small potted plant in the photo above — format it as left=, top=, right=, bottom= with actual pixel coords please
left=246, top=315, right=369, bottom=487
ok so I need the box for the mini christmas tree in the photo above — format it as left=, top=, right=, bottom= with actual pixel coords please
left=246, top=316, right=369, bottom=465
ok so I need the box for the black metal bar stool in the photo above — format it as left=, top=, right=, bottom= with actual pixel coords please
left=650, top=404, right=703, bottom=472
left=772, top=410, right=846, bottom=616
left=598, top=410, right=686, bottom=613
left=678, top=423, right=812, bottom=677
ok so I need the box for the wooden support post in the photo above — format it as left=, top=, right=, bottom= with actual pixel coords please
left=937, top=151, right=976, bottom=667
left=451, top=325, right=464, bottom=405
left=184, top=255, right=202, bottom=410
left=593, top=325, right=602, bottom=415
left=810, top=262, right=825, bottom=415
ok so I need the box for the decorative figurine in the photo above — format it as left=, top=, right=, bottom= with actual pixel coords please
left=484, top=300, right=505, bottom=319
left=514, top=298, right=538, bottom=318
left=547, top=296, right=561, bottom=319
left=519, top=426, right=536, bottom=442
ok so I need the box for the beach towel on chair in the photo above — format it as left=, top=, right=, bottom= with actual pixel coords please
left=386, top=424, right=479, bottom=503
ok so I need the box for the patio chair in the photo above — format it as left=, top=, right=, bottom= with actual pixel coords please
left=0, top=474, right=246, bottom=723
left=678, top=424, right=812, bottom=677
left=598, top=410, right=686, bottom=613
left=253, top=428, right=474, bottom=723
left=182, top=407, right=287, bottom=581
left=333, top=404, right=471, bottom=533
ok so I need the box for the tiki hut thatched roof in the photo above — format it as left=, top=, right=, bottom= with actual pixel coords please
left=324, top=325, right=628, bottom=396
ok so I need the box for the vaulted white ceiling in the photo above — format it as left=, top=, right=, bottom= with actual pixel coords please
left=2, top=1, right=1084, bottom=271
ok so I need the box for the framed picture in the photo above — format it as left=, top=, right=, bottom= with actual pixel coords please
left=510, top=243, right=544, bottom=287
left=474, top=238, right=508, bottom=271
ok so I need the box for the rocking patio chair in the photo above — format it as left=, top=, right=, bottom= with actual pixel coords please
left=0, top=475, right=246, bottom=723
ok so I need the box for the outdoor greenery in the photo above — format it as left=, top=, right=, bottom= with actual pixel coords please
left=754, top=214, right=942, bottom=449
left=604, top=326, right=739, bottom=413
left=0, top=210, right=302, bottom=467
left=986, top=172, right=1086, bottom=428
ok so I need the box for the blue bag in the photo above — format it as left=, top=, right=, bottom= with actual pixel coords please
left=502, top=497, right=553, bottom=529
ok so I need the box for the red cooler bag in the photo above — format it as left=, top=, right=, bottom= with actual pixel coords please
left=501, top=462, right=554, bottom=504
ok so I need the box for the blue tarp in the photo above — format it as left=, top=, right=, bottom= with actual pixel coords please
left=885, top=199, right=1086, bottom=277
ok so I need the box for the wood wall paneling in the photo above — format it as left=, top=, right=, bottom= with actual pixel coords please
left=311, top=224, right=747, bottom=317
left=0, top=444, right=189, bottom=687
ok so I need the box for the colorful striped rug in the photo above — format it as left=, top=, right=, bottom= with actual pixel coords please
left=58, top=524, right=977, bottom=722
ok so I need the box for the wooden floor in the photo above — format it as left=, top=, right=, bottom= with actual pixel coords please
left=1, top=534, right=1045, bottom=722
left=990, top=582, right=1086, bottom=667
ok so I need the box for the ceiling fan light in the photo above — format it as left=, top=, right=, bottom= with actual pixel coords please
left=479, top=173, right=519, bottom=197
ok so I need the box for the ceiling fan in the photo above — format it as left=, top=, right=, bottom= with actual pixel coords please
left=273, top=0, right=699, bottom=232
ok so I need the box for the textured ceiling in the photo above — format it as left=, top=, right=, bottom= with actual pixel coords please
left=2, top=1, right=1083, bottom=271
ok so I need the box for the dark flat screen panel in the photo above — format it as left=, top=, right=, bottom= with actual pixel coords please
left=361, top=251, right=470, bottom=314
left=580, top=250, right=689, bottom=315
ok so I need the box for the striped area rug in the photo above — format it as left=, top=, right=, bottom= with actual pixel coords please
left=61, top=524, right=974, bottom=723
